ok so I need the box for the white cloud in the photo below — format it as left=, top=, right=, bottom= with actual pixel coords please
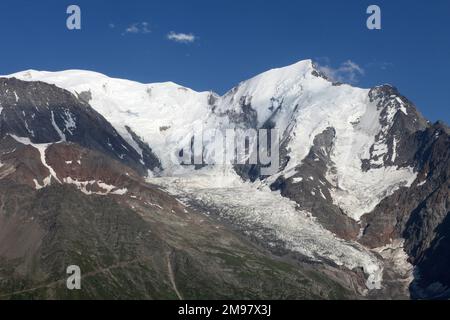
left=108, top=23, right=115, bottom=29
left=167, top=31, right=196, bottom=43
left=125, top=24, right=139, bottom=34
left=141, top=22, right=151, bottom=33
left=316, top=60, right=365, bottom=84
left=124, top=22, right=151, bottom=34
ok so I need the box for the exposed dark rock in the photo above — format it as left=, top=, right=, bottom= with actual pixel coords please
left=410, top=212, right=450, bottom=299
left=0, top=77, right=158, bottom=176
left=363, top=85, right=429, bottom=171
left=270, top=127, right=360, bottom=239
left=125, top=126, right=162, bottom=173
left=75, top=90, right=92, bottom=104
left=359, top=122, right=450, bottom=299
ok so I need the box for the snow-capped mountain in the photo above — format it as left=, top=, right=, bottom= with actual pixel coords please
left=1, top=59, right=449, bottom=299
left=2, top=75, right=366, bottom=300
left=6, top=69, right=214, bottom=175
left=6, top=60, right=426, bottom=221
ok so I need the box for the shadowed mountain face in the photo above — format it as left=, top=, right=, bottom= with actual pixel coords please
left=358, top=123, right=450, bottom=298
left=0, top=63, right=449, bottom=299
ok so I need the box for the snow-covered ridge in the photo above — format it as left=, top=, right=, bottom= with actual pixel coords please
left=5, top=69, right=215, bottom=173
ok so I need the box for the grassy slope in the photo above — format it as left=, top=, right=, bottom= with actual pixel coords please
left=0, top=183, right=355, bottom=300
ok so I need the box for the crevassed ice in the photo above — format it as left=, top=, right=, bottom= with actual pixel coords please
left=148, top=170, right=384, bottom=290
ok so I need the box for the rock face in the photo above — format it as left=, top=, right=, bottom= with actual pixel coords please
left=270, top=127, right=360, bottom=240
left=363, top=85, right=428, bottom=170
left=0, top=78, right=161, bottom=175
left=359, top=122, right=450, bottom=298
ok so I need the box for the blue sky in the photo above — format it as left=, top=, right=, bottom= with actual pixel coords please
left=0, top=0, right=449, bottom=123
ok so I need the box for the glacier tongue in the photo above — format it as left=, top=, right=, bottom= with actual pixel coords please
left=148, top=169, right=383, bottom=290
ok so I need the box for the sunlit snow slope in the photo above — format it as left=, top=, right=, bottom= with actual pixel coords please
left=5, top=69, right=216, bottom=175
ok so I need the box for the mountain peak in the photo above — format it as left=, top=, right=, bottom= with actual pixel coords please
left=239, top=59, right=316, bottom=86
left=266, top=58, right=314, bottom=74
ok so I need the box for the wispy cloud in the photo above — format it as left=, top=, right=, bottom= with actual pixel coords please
left=108, top=23, right=115, bottom=29
left=316, top=60, right=365, bottom=84
left=123, top=22, right=151, bottom=35
left=367, top=61, right=393, bottom=71
left=167, top=31, right=196, bottom=43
